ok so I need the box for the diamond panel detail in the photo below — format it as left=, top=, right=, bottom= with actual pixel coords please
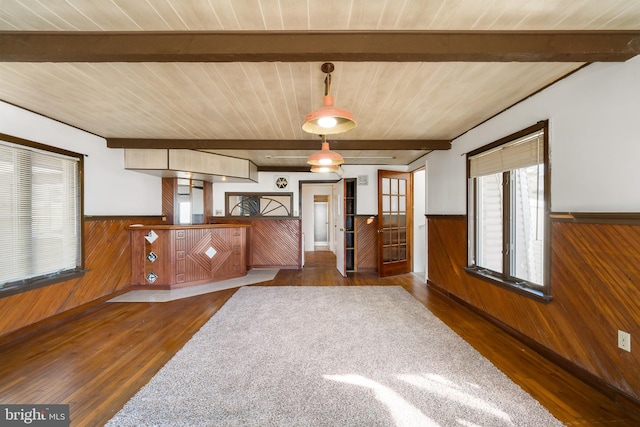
left=146, top=251, right=158, bottom=263
left=146, top=272, right=158, bottom=283
left=145, top=230, right=158, bottom=244
left=205, top=246, right=217, bottom=259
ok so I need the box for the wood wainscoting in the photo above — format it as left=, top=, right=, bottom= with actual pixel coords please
left=0, top=216, right=166, bottom=339
left=212, top=218, right=302, bottom=269
left=355, top=215, right=378, bottom=271
left=427, top=214, right=640, bottom=411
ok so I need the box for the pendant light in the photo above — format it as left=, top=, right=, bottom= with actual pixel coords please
left=302, top=62, right=356, bottom=135
left=307, top=135, right=344, bottom=170
left=310, top=164, right=340, bottom=173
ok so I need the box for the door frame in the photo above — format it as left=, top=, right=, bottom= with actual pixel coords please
left=299, top=179, right=340, bottom=261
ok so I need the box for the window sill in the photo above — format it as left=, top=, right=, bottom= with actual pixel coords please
left=464, top=267, right=552, bottom=304
left=0, top=269, right=88, bottom=299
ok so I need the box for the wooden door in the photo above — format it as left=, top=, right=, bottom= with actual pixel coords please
left=378, top=170, right=413, bottom=277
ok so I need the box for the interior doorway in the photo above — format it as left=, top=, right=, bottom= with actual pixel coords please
left=300, top=181, right=337, bottom=263
left=313, top=196, right=330, bottom=251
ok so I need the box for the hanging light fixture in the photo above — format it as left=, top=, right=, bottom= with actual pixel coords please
left=310, top=164, right=340, bottom=173
left=307, top=135, right=344, bottom=171
left=302, top=62, right=356, bottom=135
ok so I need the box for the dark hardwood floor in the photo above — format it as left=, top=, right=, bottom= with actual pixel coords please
left=1, top=251, right=638, bottom=426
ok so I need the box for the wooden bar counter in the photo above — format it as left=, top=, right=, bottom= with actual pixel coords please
left=129, top=224, right=250, bottom=289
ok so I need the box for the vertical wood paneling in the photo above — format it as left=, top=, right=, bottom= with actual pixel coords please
left=428, top=216, right=640, bottom=404
left=356, top=216, right=377, bottom=271
left=162, top=178, right=176, bottom=224
left=0, top=216, right=166, bottom=337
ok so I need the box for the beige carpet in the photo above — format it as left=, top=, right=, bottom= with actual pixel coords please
left=107, top=286, right=562, bottom=426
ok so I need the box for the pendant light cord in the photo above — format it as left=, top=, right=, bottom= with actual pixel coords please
left=324, top=73, right=331, bottom=96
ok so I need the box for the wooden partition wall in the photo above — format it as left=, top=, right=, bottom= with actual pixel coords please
left=212, top=218, right=302, bottom=269
left=0, top=216, right=166, bottom=339
left=427, top=214, right=640, bottom=409
left=355, top=215, right=378, bottom=271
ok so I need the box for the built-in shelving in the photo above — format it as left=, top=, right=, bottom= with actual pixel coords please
left=345, top=179, right=356, bottom=272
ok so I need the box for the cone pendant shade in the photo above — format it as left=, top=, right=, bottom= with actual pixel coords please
left=302, top=95, right=357, bottom=135
left=302, top=62, right=356, bottom=135
left=307, top=140, right=344, bottom=167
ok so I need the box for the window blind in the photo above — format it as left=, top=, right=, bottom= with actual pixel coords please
left=469, top=130, right=544, bottom=178
left=0, top=140, right=81, bottom=287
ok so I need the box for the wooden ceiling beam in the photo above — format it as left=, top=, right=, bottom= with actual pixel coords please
left=2, top=31, right=639, bottom=63
left=107, top=138, right=451, bottom=151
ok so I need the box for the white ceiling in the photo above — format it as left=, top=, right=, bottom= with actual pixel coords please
left=1, top=0, right=639, bottom=170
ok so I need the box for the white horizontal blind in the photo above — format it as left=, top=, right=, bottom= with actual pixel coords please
left=0, top=140, right=81, bottom=287
left=470, top=130, right=544, bottom=178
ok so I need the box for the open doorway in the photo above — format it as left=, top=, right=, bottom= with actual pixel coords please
left=300, top=182, right=337, bottom=265
left=313, top=195, right=330, bottom=251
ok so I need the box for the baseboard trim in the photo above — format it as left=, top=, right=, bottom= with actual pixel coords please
left=426, top=279, right=640, bottom=415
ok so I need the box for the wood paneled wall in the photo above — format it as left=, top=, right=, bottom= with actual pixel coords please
left=427, top=215, right=640, bottom=406
left=0, top=216, right=166, bottom=338
left=356, top=216, right=377, bottom=271
left=213, top=218, right=301, bottom=269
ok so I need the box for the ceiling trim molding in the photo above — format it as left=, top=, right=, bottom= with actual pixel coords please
left=2, top=31, right=639, bottom=62
left=106, top=138, right=452, bottom=151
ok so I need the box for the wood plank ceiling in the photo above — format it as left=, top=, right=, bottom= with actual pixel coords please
left=1, top=0, right=639, bottom=171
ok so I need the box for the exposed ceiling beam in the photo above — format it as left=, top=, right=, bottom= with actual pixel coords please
left=2, top=31, right=639, bottom=63
left=257, top=166, right=312, bottom=173
left=107, top=138, right=452, bottom=151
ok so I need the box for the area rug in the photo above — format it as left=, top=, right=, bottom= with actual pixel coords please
left=106, top=286, right=562, bottom=426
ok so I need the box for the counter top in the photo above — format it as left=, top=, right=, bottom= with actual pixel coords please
left=128, top=223, right=251, bottom=230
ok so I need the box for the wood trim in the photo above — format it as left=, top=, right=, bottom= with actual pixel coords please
left=2, top=31, right=639, bottom=62
left=426, top=278, right=640, bottom=414
left=108, top=138, right=451, bottom=151
left=424, top=212, right=640, bottom=224
left=0, top=132, right=87, bottom=159
left=84, top=215, right=167, bottom=222
left=425, top=214, right=466, bottom=220
left=550, top=212, right=640, bottom=225
left=467, top=121, right=547, bottom=158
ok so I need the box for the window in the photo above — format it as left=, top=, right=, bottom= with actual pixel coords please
left=0, top=134, right=84, bottom=297
left=226, top=193, right=293, bottom=217
left=466, top=122, right=550, bottom=301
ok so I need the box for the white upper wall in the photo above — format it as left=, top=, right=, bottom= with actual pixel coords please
left=0, top=101, right=161, bottom=216
left=0, top=100, right=408, bottom=217
left=212, top=165, right=407, bottom=217
left=427, top=56, right=640, bottom=214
